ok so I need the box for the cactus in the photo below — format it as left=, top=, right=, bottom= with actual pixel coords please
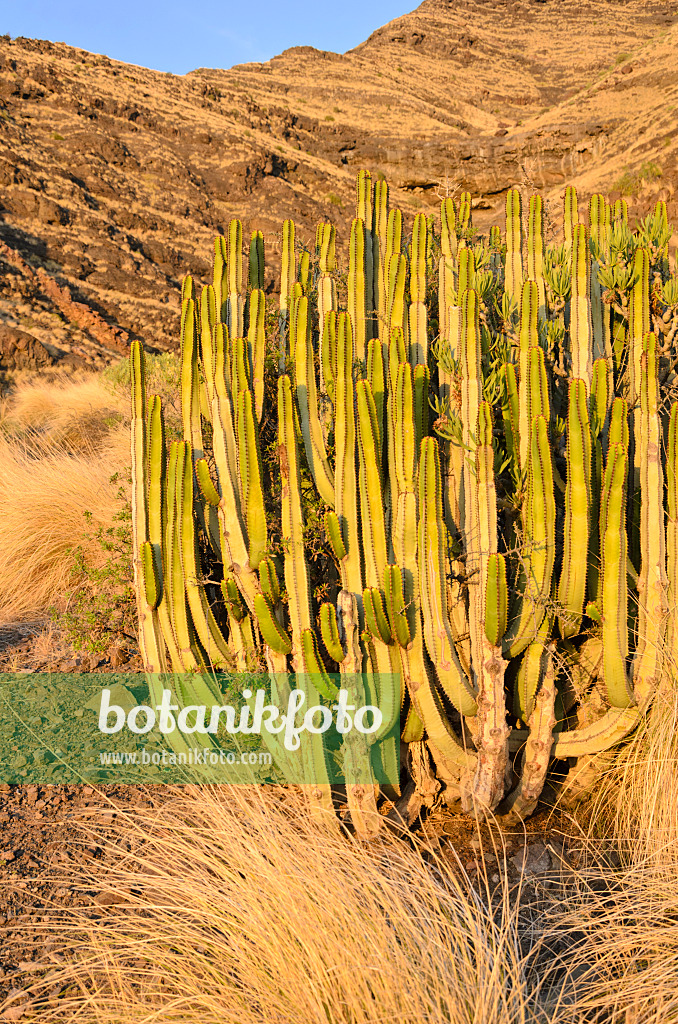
left=131, top=170, right=678, bottom=833
left=505, top=188, right=523, bottom=302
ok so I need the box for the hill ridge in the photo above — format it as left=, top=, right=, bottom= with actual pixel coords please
left=0, top=1, right=676, bottom=366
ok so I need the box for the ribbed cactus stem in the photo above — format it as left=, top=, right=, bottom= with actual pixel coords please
left=372, top=179, right=389, bottom=337
left=163, top=440, right=198, bottom=669
left=418, top=437, right=477, bottom=716
left=441, top=197, right=458, bottom=259
left=504, top=188, right=523, bottom=302
left=279, top=219, right=295, bottom=314
left=226, top=219, right=244, bottom=339
left=564, top=185, right=578, bottom=250
left=176, top=440, right=231, bottom=665
left=459, top=191, right=472, bottom=232
left=236, top=388, right=267, bottom=569
left=334, top=313, right=363, bottom=596
left=570, top=224, right=593, bottom=389
left=356, top=170, right=375, bottom=341
left=356, top=379, right=388, bottom=589
left=382, top=209, right=403, bottom=340
left=200, top=285, right=217, bottom=413
left=409, top=212, right=428, bottom=366
left=459, top=287, right=485, bottom=686
left=249, top=230, right=264, bottom=289
left=632, top=331, right=667, bottom=707
left=601, top=439, right=631, bottom=707
left=518, top=280, right=539, bottom=469
left=247, top=289, right=266, bottom=422
left=180, top=297, right=203, bottom=460
left=502, top=642, right=556, bottom=821
left=212, top=239, right=227, bottom=321
left=527, top=194, right=546, bottom=318
left=349, top=217, right=368, bottom=362
left=146, top=395, right=183, bottom=672
left=387, top=253, right=407, bottom=337
left=292, top=295, right=335, bottom=507
left=130, top=342, right=166, bottom=673
left=464, top=402, right=510, bottom=813
left=278, top=375, right=314, bottom=670
left=628, top=247, right=650, bottom=406
left=587, top=359, right=611, bottom=608
left=366, top=336, right=386, bottom=454
left=558, top=379, right=591, bottom=638
left=316, top=222, right=337, bottom=331
left=503, top=415, right=555, bottom=658
left=457, top=247, right=475, bottom=299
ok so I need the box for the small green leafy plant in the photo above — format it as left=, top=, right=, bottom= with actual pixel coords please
left=55, top=471, right=137, bottom=656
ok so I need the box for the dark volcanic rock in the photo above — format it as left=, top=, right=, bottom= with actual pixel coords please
left=0, top=325, right=54, bottom=369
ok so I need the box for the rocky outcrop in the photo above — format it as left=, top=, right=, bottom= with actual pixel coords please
left=0, top=325, right=54, bottom=370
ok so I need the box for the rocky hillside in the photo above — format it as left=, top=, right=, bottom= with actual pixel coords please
left=0, top=0, right=676, bottom=368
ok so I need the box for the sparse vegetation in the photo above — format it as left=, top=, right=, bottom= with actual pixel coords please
left=613, top=160, right=662, bottom=195
left=55, top=471, right=135, bottom=655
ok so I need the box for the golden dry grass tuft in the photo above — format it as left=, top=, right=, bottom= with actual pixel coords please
left=0, top=372, right=128, bottom=455
left=10, top=787, right=540, bottom=1024
left=5, top=758, right=678, bottom=1023
left=0, top=373, right=130, bottom=624
left=530, top=670, right=678, bottom=1022
left=0, top=428, right=129, bottom=624
left=593, top=670, right=678, bottom=869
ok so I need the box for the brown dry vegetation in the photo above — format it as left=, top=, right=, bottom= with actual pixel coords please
left=0, top=373, right=129, bottom=626
left=1, top=704, right=678, bottom=1024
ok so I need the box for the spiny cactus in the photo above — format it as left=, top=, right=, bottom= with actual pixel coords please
left=131, top=176, right=678, bottom=837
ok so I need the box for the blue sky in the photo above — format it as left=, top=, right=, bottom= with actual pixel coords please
left=2, top=0, right=411, bottom=74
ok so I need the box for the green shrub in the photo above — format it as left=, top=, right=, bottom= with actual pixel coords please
left=55, top=471, right=136, bottom=656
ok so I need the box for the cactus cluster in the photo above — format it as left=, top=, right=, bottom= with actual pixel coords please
left=131, top=170, right=678, bottom=835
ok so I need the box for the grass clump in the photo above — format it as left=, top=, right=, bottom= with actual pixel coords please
left=9, top=787, right=537, bottom=1024
left=613, top=161, right=662, bottom=196
left=0, top=373, right=130, bottom=626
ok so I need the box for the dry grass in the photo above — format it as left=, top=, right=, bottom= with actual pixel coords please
left=0, top=372, right=127, bottom=455
left=0, top=373, right=130, bottom=624
left=528, top=670, right=678, bottom=1023
left=2, top=704, right=678, bottom=1024
left=0, top=429, right=129, bottom=623
left=592, top=671, right=678, bottom=870
left=9, top=787, right=543, bottom=1024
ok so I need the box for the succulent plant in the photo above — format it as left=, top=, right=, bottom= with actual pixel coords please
left=131, top=181, right=678, bottom=836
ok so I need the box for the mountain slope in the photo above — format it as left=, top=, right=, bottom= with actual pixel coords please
left=0, top=0, right=676, bottom=366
